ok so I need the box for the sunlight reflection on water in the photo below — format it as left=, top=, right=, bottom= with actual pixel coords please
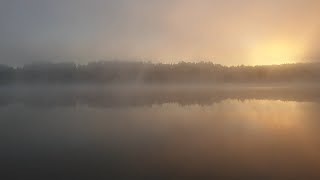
left=1, top=87, right=320, bottom=179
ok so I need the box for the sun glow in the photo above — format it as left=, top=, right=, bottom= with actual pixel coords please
left=249, top=40, right=304, bottom=65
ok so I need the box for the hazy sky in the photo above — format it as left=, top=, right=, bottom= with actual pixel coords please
left=1, top=0, right=320, bottom=66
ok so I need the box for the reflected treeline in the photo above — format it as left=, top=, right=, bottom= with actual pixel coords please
left=1, top=86, right=320, bottom=108
left=1, top=61, right=320, bottom=84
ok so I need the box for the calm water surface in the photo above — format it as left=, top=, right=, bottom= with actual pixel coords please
left=1, top=86, right=320, bottom=179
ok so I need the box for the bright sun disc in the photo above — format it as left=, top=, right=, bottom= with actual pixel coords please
left=250, top=40, right=303, bottom=65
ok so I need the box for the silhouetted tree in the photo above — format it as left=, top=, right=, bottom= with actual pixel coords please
left=1, top=61, right=320, bottom=84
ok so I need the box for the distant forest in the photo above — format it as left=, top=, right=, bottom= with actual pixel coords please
left=0, top=61, right=320, bottom=84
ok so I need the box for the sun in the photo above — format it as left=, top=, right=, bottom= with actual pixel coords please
left=249, top=40, right=303, bottom=65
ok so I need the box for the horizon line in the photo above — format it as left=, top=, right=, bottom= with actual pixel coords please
left=2, top=60, right=320, bottom=68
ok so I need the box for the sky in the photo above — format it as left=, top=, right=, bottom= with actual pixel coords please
left=0, top=0, right=320, bottom=66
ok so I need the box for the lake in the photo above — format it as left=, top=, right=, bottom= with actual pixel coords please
left=1, top=85, right=320, bottom=179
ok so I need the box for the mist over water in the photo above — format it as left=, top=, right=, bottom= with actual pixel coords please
left=1, top=85, right=320, bottom=179
left=2, top=0, right=320, bottom=178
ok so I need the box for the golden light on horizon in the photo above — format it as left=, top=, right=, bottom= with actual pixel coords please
left=249, top=40, right=305, bottom=65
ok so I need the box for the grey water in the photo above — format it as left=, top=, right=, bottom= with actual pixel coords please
left=1, top=85, right=320, bottom=179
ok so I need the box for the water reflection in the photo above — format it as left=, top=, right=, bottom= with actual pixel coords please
left=1, top=86, right=320, bottom=179
left=0, top=85, right=320, bottom=108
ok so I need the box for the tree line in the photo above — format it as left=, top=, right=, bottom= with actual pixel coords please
left=0, top=61, right=320, bottom=84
